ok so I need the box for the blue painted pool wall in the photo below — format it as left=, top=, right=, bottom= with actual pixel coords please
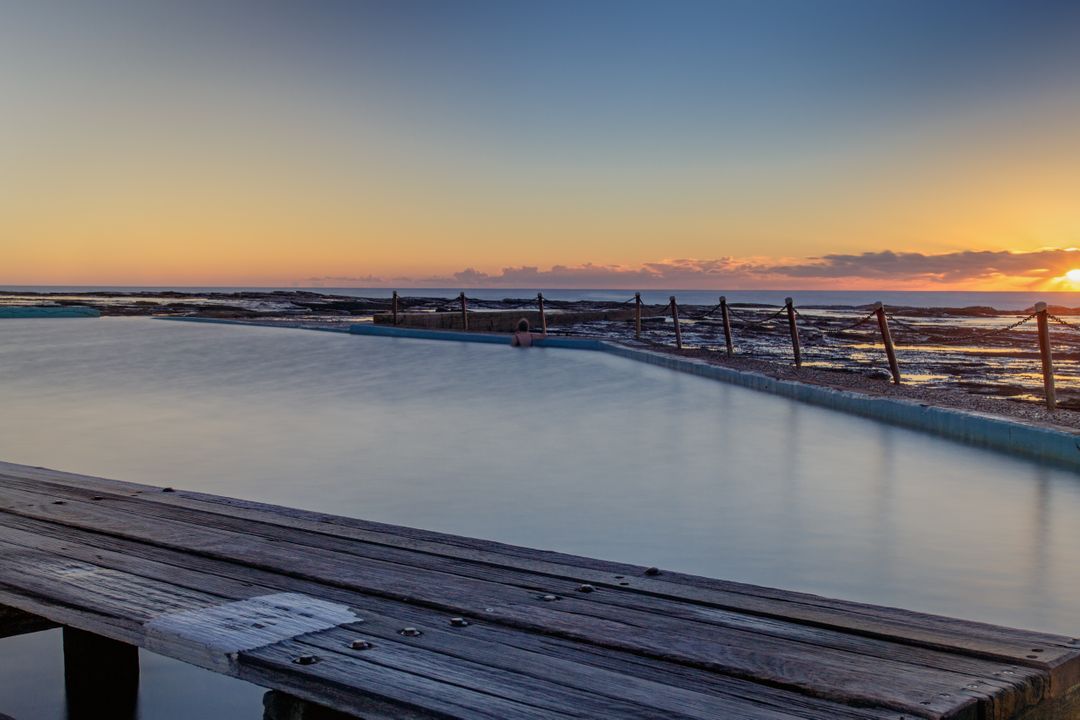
left=0, top=306, right=100, bottom=318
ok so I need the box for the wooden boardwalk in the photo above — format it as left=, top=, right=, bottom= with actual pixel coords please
left=0, top=460, right=1078, bottom=720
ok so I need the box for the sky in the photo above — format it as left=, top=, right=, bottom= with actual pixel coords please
left=3, top=0, right=1080, bottom=289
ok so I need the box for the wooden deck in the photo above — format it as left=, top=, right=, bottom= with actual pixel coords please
left=0, top=460, right=1078, bottom=720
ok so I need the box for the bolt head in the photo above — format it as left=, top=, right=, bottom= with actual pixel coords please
left=162, top=487, right=175, bottom=493
left=449, top=617, right=470, bottom=627
left=541, top=594, right=559, bottom=602
left=292, top=654, right=319, bottom=666
left=644, top=566, right=661, bottom=576
left=399, top=627, right=422, bottom=637
left=348, top=639, right=373, bottom=650
left=577, top=584, right=596, bottom=593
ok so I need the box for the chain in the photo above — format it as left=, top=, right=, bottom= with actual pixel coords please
left=727, top=306, right=786, bottom=328
left=884, top=312, right=927, bottom=334
left=1049, top=313, right=1080, bottom=332
left=923, top=313, right=1037, bottom=343
left=829, top=309, right=879, bottom=334
left=647, top=300, right=673, bottom=318
left=685, top=302, right=724, bottom=321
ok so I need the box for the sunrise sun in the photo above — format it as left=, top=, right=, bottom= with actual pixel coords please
left=1066, top=269, right=1080, bottom=284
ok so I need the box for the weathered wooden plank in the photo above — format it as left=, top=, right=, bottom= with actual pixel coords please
left=0, top=477, right=1048, bottom=717
left=0, top=539, right=842, bottom=720
left=0, top=515, right=904, bottom=720
left=0, top=545, right=566, bottom=719
left=0, top=529, right=963, bottom=720
left=0, top=487, right=1021, bottom=718
left=0, top=463, right=1077, bottom=720
left=6, top=461, right=1074, bottom=681
left=2, top=543, right=751, bottom=720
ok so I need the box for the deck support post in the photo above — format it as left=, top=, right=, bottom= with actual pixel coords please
left=785, top=297, right=801, bottom=368
left=537, top=292, right=547, bottom=335
left=1035, top=301, right=1056, bottom=410
left=874, top=302, right=901, bottom=384
left=720, top=296, right=733, bottom=355
left=459, top=292, right=469, bottom=331
left=63, top=626, right=139, bottom=719
left=670, top=296, right=682, bottom=350
left=391, top=291, right=399, bottom=326
left=634, top=293, right=642, bottom=339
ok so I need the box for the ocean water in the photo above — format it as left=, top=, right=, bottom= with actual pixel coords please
left=5, top=285, right=1080, bottom=310
left=1, top=318, right=1079, bottom=717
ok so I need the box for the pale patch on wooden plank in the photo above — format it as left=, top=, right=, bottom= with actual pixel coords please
left=144, top=593, right=359, bottom=671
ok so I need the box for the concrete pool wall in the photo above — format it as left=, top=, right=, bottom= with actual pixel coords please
left=348, top=323, right=1080, bottom=470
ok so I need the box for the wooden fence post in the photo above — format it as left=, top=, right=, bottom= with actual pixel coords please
left=391, top=291, right=399, bottom=326
left=634, top=293, right=642, bottom=339
left=671, top=296, right=682, bottom=350
left=785, top=297, right=801, bottom=368
left=537, top=292, right=547, bottom=335
left=1035, top=301, right=1056, bottom=410
left=720, top=296, right=733, bottom=355
left=459, top=292, right=469, bottom=331
left=874, top=302, right=901, bottom=384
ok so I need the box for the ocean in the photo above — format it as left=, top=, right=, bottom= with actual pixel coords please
left=4, top=286, right=1080, bottom=311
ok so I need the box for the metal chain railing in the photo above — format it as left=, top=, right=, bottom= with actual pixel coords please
left=826, top=309, right=879, bottom=335
left=1049, top=313, right=1080, bottom=332
left=726, top=305, right=786, bottom=328
left=904, top=313, right=1038, bottom=343
left=883, top=312, right=927, bottom=334
left=684, top=302, right=724, bottom=321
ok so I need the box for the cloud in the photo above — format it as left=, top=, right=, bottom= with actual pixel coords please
left=300, top=248, right=1080, bottom=289
left=763, top=249, right=1080, bottom=283
left=413, top=258, right=760, bottom=288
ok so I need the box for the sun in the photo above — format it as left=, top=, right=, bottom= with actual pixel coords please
left=1067, top=269, right=1080, bottom=284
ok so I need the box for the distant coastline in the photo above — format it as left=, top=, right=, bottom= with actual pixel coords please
left=5, top=286, right=1080, bottom=312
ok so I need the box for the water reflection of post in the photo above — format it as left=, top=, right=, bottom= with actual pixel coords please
left=778, top=399, right=805, bottom=575
left=870, top=422, right=898, bottom=589
left=1026, top=467, right=1051, bottom=617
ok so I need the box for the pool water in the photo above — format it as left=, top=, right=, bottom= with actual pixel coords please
left=1, top=317, right=1079, bottom=718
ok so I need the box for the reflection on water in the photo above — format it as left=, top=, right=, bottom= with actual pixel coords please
left=1, top=318, right=1079, bottom=717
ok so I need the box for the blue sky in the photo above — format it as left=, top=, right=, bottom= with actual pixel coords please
left=3, top=0, right=1080, bottom=287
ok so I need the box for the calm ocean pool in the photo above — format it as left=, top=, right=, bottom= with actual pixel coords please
left=1, top=317, right=1078, bottom=718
